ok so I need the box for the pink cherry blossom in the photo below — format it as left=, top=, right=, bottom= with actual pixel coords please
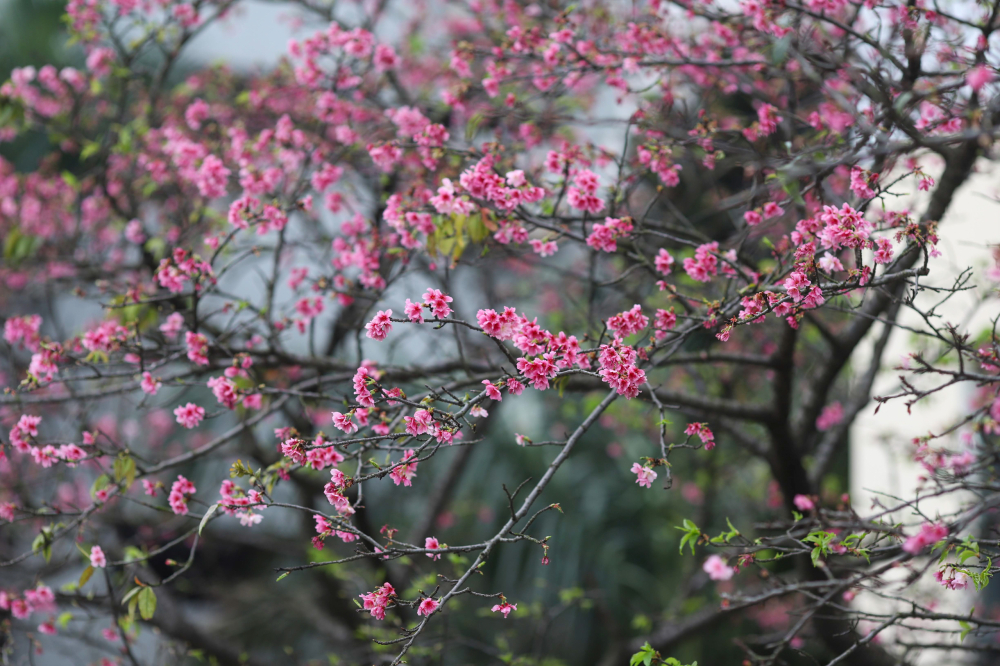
left=365, top=309, right=393, bottom=341
left=173, top=403, right=205, bottom=429
left=902, top=523, right=949, bottom=554
left=491, top=601, right=517, bottom=618
left=482, top=380, right=502, bottom=401
left=793, top=494, right=815, bottom=511
left=332, top=411, right=358, bottom=434
left=703, top=554, right=734, bottom=581
left=417, top=597, right=440, bottom=617
left=631, top=463, right=657, bottom=489
left=425, top=536, right=442, bottom=560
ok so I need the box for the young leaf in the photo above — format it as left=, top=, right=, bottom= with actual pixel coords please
left=78, top=565, right=95, bottom=588
left=199, top=503, right=219, bottom=536
left=138, top=587, right=157, bottom=620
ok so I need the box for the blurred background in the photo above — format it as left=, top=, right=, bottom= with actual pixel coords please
left=2, top=1, right=1000, bottom=665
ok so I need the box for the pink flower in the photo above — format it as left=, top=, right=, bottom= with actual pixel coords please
left=586, top=217, right=632, bottom=252
left=423, top=289, right=453, bottom=318
left=597, top=341, right=646, bottom=399
left=425, top=536, right=442, bottom=560
left=967, top=65, right=994, bottom=92
left=185, top=331, right=209, bottom=365
left=417, top=597, right=440, bottom=617
left=818, top=255, right=844, bottom=273
left=850, top=167, right=877, bottom=199
left=374, top=44, right=399, bottom=72
left=85, top=47, right=115, bottom=77
left=82, top=320, right=128, bottom=353
left=873, top=237, right=894, bottom=264
left=10, top=598, right=29, bottom=619
left=654, top=248, right=675, bottom=274
left=682, top=241, right=719, bottom=283
left=4, top=314, right=42, bottom=351
left=140, top=371, right=161, bottom=395
left=935, top=568, right=970, bottom=591
left=902, top=522, right=949, bottom=554
left=607, top=304, right=649, bottom=338
left=491, top=601, right=517, bottom=618
left=477, top=307, right=518, bottom=340
left=703, top=554, right=734, bottom=581
left=185, top=98, right=210, bottom=130
left=744, top=210, right=762, bottom=226
left=160, top=312, right=184, bottom=338
left=482, top=380, right=502, bottom=401
left=173, top=403, right=205, bottom=429
left=404, top=409, right=433, bottom=436
left=18, top=414, right=41, bottom=438
left=195, top=154, right=230, bottom=199
left=784, top=270, right=811, bottom=303
left=332, top=411, right=358, bottom=434
left=352, top=365, right=377, bottom=407
left=25, top=585, right=55, bottom=613
left=168, top=475, right=197, bottom=515
left=359, top=582, right=395, bottom=620
left=90, top=545, right=107, bottom=568
left=404, top=299, right=425, bottom=323
left=816, top=402, right=844, bottom=431
left=793, top=494, right=815, bottom=511
left=482, top=77, right=500, bottom=97
left=529, top=238, right=559, bottom=257
left=389, top=449, right=419, bottom=486
left=631, top=462, right=657, bottom=489
left=684, top=422, right=715, bottom=447
left=365, top=309, right=393, bottom=341
left=207, top=376, right=239, bottom=409
left=762, top=202, right=784, bottom=218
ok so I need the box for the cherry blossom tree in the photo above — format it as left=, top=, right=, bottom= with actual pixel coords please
left=1, top=0, right=1000, bottom=664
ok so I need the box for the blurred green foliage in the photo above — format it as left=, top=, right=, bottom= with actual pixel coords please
left=0, top=0, right=74, bottom=72
left=0, top=0, right=80, bottom=170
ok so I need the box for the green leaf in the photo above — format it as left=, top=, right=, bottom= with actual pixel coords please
left=143, top=236, right=167, bottom=261
left=710, top=517, right=741, bottom=544
left=114, top=453, right=136, bottom=489
left=138, top=587, right=157, bottom=620
left=123, top=546, right=145, bottom=563
left=92, top=475, right=110, bottom=497
left=629, top=642, right=657, bottom=666
left=465, top=113, right=485, bottom=142
left=3, top=228, right=39, bottom=265
left=468, top=213, right=489, bottom=243
left=199, top=503, right=219, bottom=536
left=78, top=565, right=95, bottom=588
left=276, top=572, right=290, bottom=582
left=674, top=519, right=701, bottom=555
left=32, top=531, right=52, bottom=562
left=803, top=531, right=837, bottom=567
left=959, top=619, right=972, bottom=642
left=120, top=586, right=143, bottom=607
left=81, top=137, right=101, bottom=158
